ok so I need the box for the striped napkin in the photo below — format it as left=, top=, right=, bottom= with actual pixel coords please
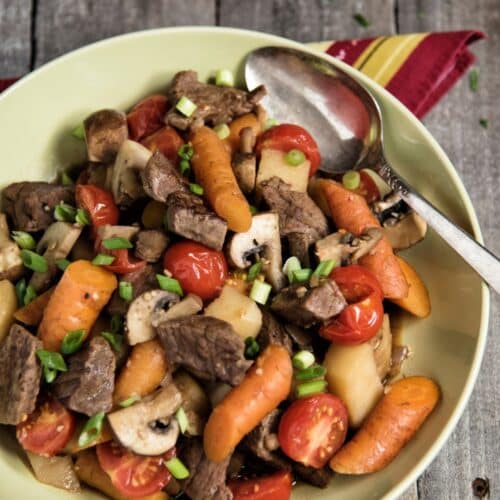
left=0, top=31, right=484, bottom=118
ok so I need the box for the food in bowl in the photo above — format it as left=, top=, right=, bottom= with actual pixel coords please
left=0, top=68, right=439, bottom=499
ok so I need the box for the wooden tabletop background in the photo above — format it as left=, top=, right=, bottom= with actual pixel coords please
left=0, top=0, right=498, bottom=499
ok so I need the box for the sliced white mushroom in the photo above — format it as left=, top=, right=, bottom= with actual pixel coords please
left=96, top=224, right=140, bottom=242
left=228, top=212, right=285, bottom=290
left=383, top=212, right=427, bottom=251
left=112, top=140, right=152, bottom=206
left=0, top=214, right=23, bottom=281
left=232, top=153, right=256, bottom=194
left=150, top=293, right=203, bottom=329
left=126, top=289, right=180, bottom=345
left=107, top=383, right=182, bottom=456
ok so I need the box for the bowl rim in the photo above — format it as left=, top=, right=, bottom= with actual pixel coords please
left=0, top=25, right=490, bottom=500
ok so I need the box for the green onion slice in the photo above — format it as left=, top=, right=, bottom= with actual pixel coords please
left=110, top=314, right=123, bottom=334
left=61, top=171, right=74, bottom=186
left=189, top=183, right=204, bottom=196
left=179, top=159, right=191, bottom=176
left=342, top=170, right=361, bottom=190
left=164, top=457, right=190, bottom=480
left=282, top=256, right=302, bottom=283
left=43, top=366, right=58, bottom=384
left=75, top=208, right=91, bottom=226
left=296, top=380, right=328, bottom=398
left=21, top=250, right=48, bottom=273
left=55, top=258, right=71, bottom=271
left=244, top=336, right=261, bottom=359
left=292, top=268, right=312, bottom=283
left=61, top=329, right=85, bottom=356
left=119, top=281, right=133, bottom=302
left=102, top=237, right=133, bottom=250
left=479, top=118, right=488, bottom=129
left=214, top=123, right=230, bottom=140
left=78, top=412, right=105, bottom=448
left=353, top=13, right=370, bottom=27
left=11, top=231, right=36, bottom=250
left=15, top=279, right=27, bottom=305
left=292, top=350, right=315, bottom=370
left=36, top=349, right=68, bottom=372
left=246, top=262, right=262, bottom=282
left=215, top=69, right=235, bottom=87
left=175, top=407, right=189, bottom=434
left=295, top=364, right=327, bottom=382
left=23, top=285, right=37, bottom=306
left=101, top=331, right=123, bottom=352
left=285, top=149, right=306, bottom=166
left=249, top=280, right=272, bottom=305
left=72, top=123, right=85, bottom=140
left=312, top=259, right=336, bottom=278
left=176, top=96, right=197, bottom=117
left=469, top=69, right=479, bottom=92
left=54, top=202, right=77, bottom=222
left=156, top=274, right=184, bottom=296
left=178, top=144, right=194, bottom=160
left=119, top=395, right=141, bottom=408
left=92, top=254, right=115, bottom=266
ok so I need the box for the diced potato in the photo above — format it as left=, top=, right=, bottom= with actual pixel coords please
left=256, top=148, right=310, bottom=193
left=324, top=341, right=384, bottom=428
left=204, top=284, right=262, bottom=340
left=27, top=452, right=80, bottom=492
left=370, top=314, right=392, bottom=380
left=0, top=280, right=17, bottom=342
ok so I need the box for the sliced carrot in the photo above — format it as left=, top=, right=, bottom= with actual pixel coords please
left=225, top=113, right=261, bottom=153
left=14, top=287, right=54, bottom=326
left=330, top=376, right=440, bottom=474
left=191, top=126, right=252, bottom=232
left=38, top=260, right=117, bottom=351
left=204, top=345, right=293, bottom=463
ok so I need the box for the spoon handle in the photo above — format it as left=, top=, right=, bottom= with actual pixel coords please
left=376, top=162, right=500, bottom=294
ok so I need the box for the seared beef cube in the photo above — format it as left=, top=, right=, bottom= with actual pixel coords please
left=258, top=311, right=293, bottom=355
left=156, top=316, right=252, bottom=386
left=288, top=232, right=312, bottom=267
left=0, top=325, right=42, bottom=425
left=141, top=150, right=188, bottom=202
left=271, top=281, right=346, bottom=327
left=181, top=438, right=233, bottom=500
left=2, top=182, right=74, bottom=232
left=134, top=230, right=169, bottom=263
left=52, top=337, right=115, bottom=416
left=293, top=463, right=333, bottom=488
left=165, top=70, right=266, bottom=130
left=166, top=191, right=228, bottom=251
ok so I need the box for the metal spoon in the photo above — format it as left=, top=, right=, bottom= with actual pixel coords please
left=245, top=46, right=500, bottom=293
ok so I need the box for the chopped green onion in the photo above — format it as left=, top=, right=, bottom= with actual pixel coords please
left=249, top=280, right=272, bottom=305
left=244, top=336, right=261, bottom=359
left=21, top=250, right=48, bottom=273
left=92, top=254, right=115, bottom=266
left=11, top=231, right=36, bottom=250
left=119, top=281, right=133, bottom=302
left=479, top=118, right=488, bottom=129
left=214, top=123, right=230, bottom=140
left=285, top=149, right=306, bottom=166
left=469, top=69, right=479, bottom=92
left=292, top=350, right=315, bottom=370
left=15, top=279, right=27, bottom=305
left=179, top=159, right=191, bottom=176
left=353, top=13, right=370, bottom=27
left=23, top=285, right=37, bottom=306
left=189, top=183, right=204, bottom=196
left=249, top=205, right=258, bottom=215
left=312, top=259, right=336, bottom=278
left=246, top=262, right=262, bottom=282
left=61, top=171, right=74, bottom=186
left=101, top=331, right=123, bottom=352
left=178, top=144, right=194, bottom=160
left=72, top=122, right=85, bottom=140
left=292, top=268, right=312, bottom=283
left=120, top=395, right=141, bottom=408
left=263, top=118, right=279, bottom=131
left=296, top=364, right=327, bottom=381
left=342, top=170, right=361, bottom=190
left=156, top=274, right=184, bottom=296
left=36, top=349, right=68, bottom=372
left=175, top=407, right=189, bottom=434
left=78, top=412, right=105, bottom=448
left=102, top=237, right=133, bottom=250
left=56, top=259, right=71, bottom=271
left=75, top=208, right=91, bottom=226
left=44, top=366, right=58, bottom=384
left=296, top=380, right=328, bottom=398
left=165, top=457, right=190, bottom=480
left=283, top=256, right=302, bottom=283
left=110, top=314, right=123, bottom=334
left=176, top=96, right=197, bottom=117
left=54, top=202, right=77, bottom=222
left=215, top=69, right=235, bottom=87
left=61, top=329, right=85, bottom=356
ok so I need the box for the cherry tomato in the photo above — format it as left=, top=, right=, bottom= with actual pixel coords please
left=76, top=184, right=119, bottom=237
left=163, top=241, right=228, bottom=301
left=127, top=94, right=168, bottom=141
left=141, top=126, right=184, bottom=166
left=104, top=248, right=146, bottom=275
left=352, top=170, right=381, bottom=203
left=96, top=441, right=173, bottom=497
left=330, top=265, right=383, bottom=302
left=16, top=395, right=75, bottom=457
left=278, top=394, right=348, bottom=469
left=228, top=470, right=293, bottom=500
left=256, top=124, right=321, bottom=176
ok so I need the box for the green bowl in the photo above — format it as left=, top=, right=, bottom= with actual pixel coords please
left=0, top=27, right=489, bottom=500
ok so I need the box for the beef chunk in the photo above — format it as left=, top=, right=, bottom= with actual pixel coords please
left=271, top=281, right=347, bottom=327
left=166, top=191, right=228, bottom=251
left=134, top=230, right=169, bottom=263
left=282, top=323, right=313, bottom=350
left=258, top=311, right=293, bottom=355
left=293, top=463, right=333, bottom=489
left=0, top=325, right=42, bottom=424
left=141, top=150, right=188, bottom=202
left=52, top=336, right=115, bottom=416
left=156, top=316, right=252, bottom=386
left=2, top=182, right=74, bottom=232
left=288, top=232, right=312, bottom=267
left=181, top=439, right=233, bottom=500
left=165, top=70, right=266, bottom=130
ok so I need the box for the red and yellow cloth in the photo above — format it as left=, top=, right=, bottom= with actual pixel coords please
left=0, top=31, right=485, bottom=118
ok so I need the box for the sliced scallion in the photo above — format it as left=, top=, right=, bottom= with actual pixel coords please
left=36, top=349, right=68, bottom=373
left=15, top=279, right=27, bottom=305
left=214, top=123, right=230, bottom=140
left=353, top=13, right=370, bottom=27
left=469, top=69, right=479, bottom=92
left=54, top=202, right=77, bottom=222
left=296, top=379, right=328, bottom=398
left=44, top=366, right=58, bottom=384
left=102, top=237, right=133, bottom=250
left=72, top=122, right=85, bottom=140
left=61, top=171, right=74, bottom=186
left=244, top=336, right=260, bottom=359
left=23, top=285, right=37, bottom=306
left=119, top=281, right=133, bottom=302
left=55, top=258, right=70, bottom=271
left=119, top=395, right=141, bottom=408
left=285, top=149, right=306, bottom=166
left=282, top=256, right=301, bottom=283
left=178, top=144, right=194, bottom=160
left=11, top=231, right=36, bottom=250
left=215, top=69, right=235, bottom=87
left=61, top=329, right=85, bottom=356
left=101, top=331, right=123, bottom=352
left=342, top=170, right=361, bottom=190
left=92, top=254, right=115, bottom=266
left=312, top=259, right=336, bottom=278
left=189, top=183, right=204, bottom=196
left=165, top=457, right=190, bottom=480
left=156, top=274, right=184, bottom=296
left=78, top=412, right=105, bottom=448
left=175, top=407, right=189, bottom=434
left=75, top=208, right=91, bottom=226
left=295, top=364, right=327, bottom=381
left=292, top=350, right=315, bottom=370
left=110, top=314, right=123, bottom=334
left=246, top=261, right=262, bottom=282
left=21, top=250, right=48, bottom=273
left=292, top=268, right=312, bottom=283
left=249, top=279, right=272, bottom=305
left=179, top=159, right=191, bottom=176
left=479, top=118, right=488, bottom=129
left=176, top=96, right=197, bottom=117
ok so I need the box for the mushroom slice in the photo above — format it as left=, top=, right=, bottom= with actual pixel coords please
left=30, top=222, right=82, bottom=291
left=126, top=289, right=181, bottom=345
left=84, top=109, right=128, bottom=163
left=0, top=213, right=23, bottom=281
left=232, top=153, right=256, bottom=194
left=96, top=224, right=140, bottom=242
left=383, top=212, right=427, bottom=251
left=107, top=383, right=182, bottom=456
left=151, top=293, right=203, bottom=328
left=228, top=212, right=286, bottom=290
left=112, top=140, right=152, bottom=207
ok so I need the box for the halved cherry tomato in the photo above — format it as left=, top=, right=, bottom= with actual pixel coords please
left=163, top=241, right=228, bottom=301
left=76, top=184, right=119, bottom=237
left=96, top=441, right=173, bottom=497
left=127, top=94, right=168, bottom=141
left=330, top=264, right=383, bottom=302
left=278, top=394, right=348, bottom=469
left=141, top=126, right=184, bottom=166
left=16, top=395, right=75, bottom=457
left=352, top=170, right=380, bottom=203
left=228, top=470, right=293, bottom=500
left=256, top=123, right=321, bottom=176
left=104, top=248, right=146, bottom=275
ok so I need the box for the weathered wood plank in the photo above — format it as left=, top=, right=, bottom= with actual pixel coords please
left=0, top=0, right=32, bottom=77
left=398, top=2, right=500, bottom=499
left=219, top=0, right=396, bottom=42
left=34, top=0, right=215, bottom=67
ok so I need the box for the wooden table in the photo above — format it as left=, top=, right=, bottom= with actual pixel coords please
left=0, top=1, right=498, bottom=498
